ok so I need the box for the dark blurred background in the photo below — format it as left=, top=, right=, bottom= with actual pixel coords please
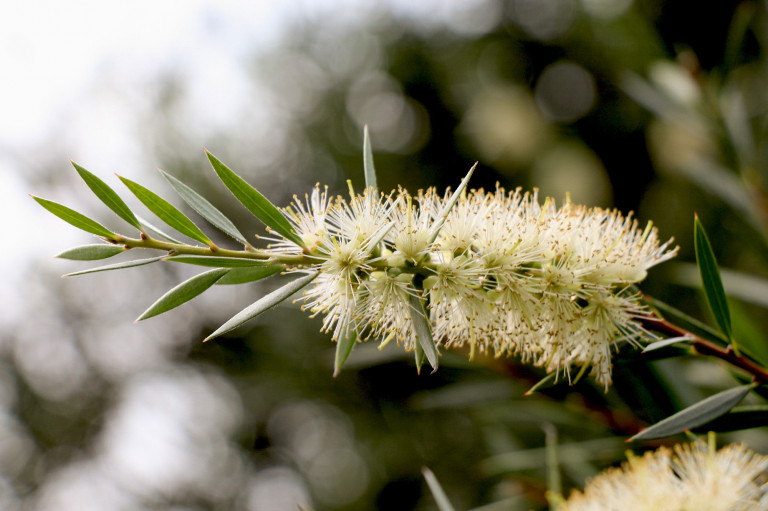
left=4, top=1, right=768, bottom=509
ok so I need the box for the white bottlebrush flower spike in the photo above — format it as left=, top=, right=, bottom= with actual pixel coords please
left=560, top=440, right=768, bottom=511
left=277, top=181, right=677, bottom=388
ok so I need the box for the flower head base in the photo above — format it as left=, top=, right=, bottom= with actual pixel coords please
left=561, top=440, right=768, bottom=511
left=276, top=182, right=677, bottom=387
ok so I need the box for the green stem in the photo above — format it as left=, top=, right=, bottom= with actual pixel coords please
left=111, top=234, right=311, bottom=266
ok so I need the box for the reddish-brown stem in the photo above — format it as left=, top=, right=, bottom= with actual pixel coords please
left=643, top=315, right=768, bottom=384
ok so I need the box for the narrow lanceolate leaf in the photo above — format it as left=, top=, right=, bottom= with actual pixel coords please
left=56, top=244, right=125, bottom=261
left=629, top=383, right=756, bottom=441
left=694, top=216, right=733, bottom=344
left=205, top=271, right=318, bottom=341
left=408, top=294, right=438, bottom=372
left=118, top=175, right=212, bottom=246
left=205, top=150, right=305, bottom=248
left=363, top=125, right=378, bottom=192
left=421, top=468, right=456, bottom=511
left=428, top=162, right=478, bottom=245
left=164, top=255, right=270, bottom=267
left=216, top=265, right=284, bottom=285
left=72, top=162, right=142, bottom=230
left=334, top=328, right=358, bottom=377
left=159, top=169, right=248, bottom=245
left=64, top=256, right=165, bottom=277
left=32, top=196, right=115, bottom=238
left=525, top=372, right=558, bottom=395
left=694, top=405, right=768, bottom=433
left=642, top=336, right=695, bottom=353
left=136, top=268, right=230, bottom=321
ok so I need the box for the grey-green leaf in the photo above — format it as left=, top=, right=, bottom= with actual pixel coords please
left=428, top=162, right=477, bottom=245
left=421, top=467, right=456, bottom=511
left=205, top=150, right=304, bottom=248
left=642, top=336, right=695, bottom=353
left=216, top=265, right=284, bottom=285
left=205, top=271, right=318, bottom=341
left=32, top=196, right=115, bottom=239
left=363, top=125, right=377, bottom=192
left=334, top=328, right=358, bottom=377
left=164, top=255, right=270, bottom=267
left=629, top=383, right=756, bottom=441
left=118, top=175, right=212, bottom=246
left=694, top=216, right=733, bottom=343
left=72, top=162, right=142, bottom=230
left=64, top=256, right=165, bottom=277
left=56, top=244, right=126, bottom=260
left=160, top=169, right=248, bottom=245
left=137, top=268, right=230, bottom=321
left=408, top=294, right=438, bottom=372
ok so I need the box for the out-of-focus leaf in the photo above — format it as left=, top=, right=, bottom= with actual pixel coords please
left=159, top=169, right=248, bottom=245
left=333, top=328, right=357, bottom=377
left=693, top=405, right=768, bottom=433
left=205, top=150, right=304, bottom=248
left=428, top=162, right=477, bottom=245
left=363, top=125, right=377, bottom=192
left=629, top=383, right=756, bottom=441
left=137, top=215, right=184, bottom=244
left=422, top=467, right=456, bottom=511
left=164, top=255, right=270, bottom=267
left=205, top=271, right=318, bottom=341
left=56, top=244, right=125, bottom=260
left=408, top=294, right=438, bottom=372
left=694, top=216, right=735, bottom=349
left=479, top=437, right=625, bottom=476
left=32, top=196, right=115, bottom=238
left=64, top=256, right=165, bottom=277
left=118, top=175, right=212, bottom=246
left=543, top=423, right=561, bottom=501
left=216, top=265, right=284, bottom=285
left=72, top=162, right=142, bottom=230
left=730, top=301, right=768, bottom=367
left=137, top=268, right=230, bottom=321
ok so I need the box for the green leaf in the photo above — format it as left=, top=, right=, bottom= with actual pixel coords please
left=137, top=215, right=184, bottom=244
left=694, top=216, right=734, bottom=344
left=693, top=404, right=768, bottom=433
left=32, top=196, right=115, bottom=238
left=629, top=383, right=756, bottom=441
left=164, top=255, right=270, bottom=267
left=205, top=271, right=318, bottom=341
left=363, top=125, right=377, bottom=192
left=137, top=268, right=230, bottom=321
left=428, top=162, right=477, bottom=245
left=159, top=169, right=248, bottom=245
left=216, top=265, right=284, bottom=285
left=408, top=294, right=438, bottom=373
left=64, top=256, right=165, bottom=277
left=525, top=372, right=558, bottom=395
left=56, top=244, right=125, bottom=260
left=118, top=175, right=212, bottom=246
left=415, top=342, right=425, bottom=374
left=421, top=467, right=456, bottom=511
left=333, top=328, right=358, bottom=377
left=72, top=162, right=142, bottom=230
left=205, top=150, right=304, bottom=248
